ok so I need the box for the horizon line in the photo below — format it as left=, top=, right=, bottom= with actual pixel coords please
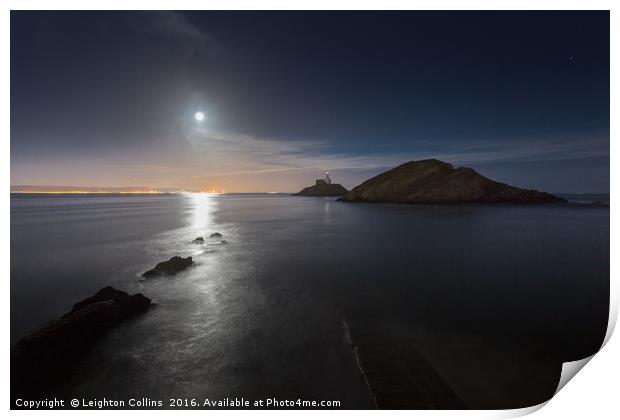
left=9, top=185, right=293, bottom=194
left=9, top=185, right=609, bottom=196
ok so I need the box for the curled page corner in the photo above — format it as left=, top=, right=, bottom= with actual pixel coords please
left=502, top=333, right=609, bottom=418
left=554, top=355, right=595, bottom=396
left=550, top=291, right=618, bottom=395
left=548, top=291, right=619, bottom=399
left=499, top=356, right=595, bottom=419
left=494, top=401, right=548, bottom=419
left=602, top=297, right=618, bottom=348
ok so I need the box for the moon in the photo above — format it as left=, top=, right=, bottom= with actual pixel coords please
left=194, top=111, right=205, bottom=122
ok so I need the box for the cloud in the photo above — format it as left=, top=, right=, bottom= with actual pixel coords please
left=129, top=12, right=219, bottom=56
left=151, top=12, right=210, bottom=44
left=441, top=131, right=609, bottom=164
left=92, top=126, right=608, bottom=191
left=180, top=126, right=609, bottom=179
left=187, top=127, right=329, bottom=170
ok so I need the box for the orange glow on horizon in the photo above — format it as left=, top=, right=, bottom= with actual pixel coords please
left=10, top=188, right=232, bottom=194
left=10, top=190, right=169, bottom=194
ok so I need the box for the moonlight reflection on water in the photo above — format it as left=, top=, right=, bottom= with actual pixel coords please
left=10, top=193, right=609, bottom=408
left=188, top=192, right=217, bottom=229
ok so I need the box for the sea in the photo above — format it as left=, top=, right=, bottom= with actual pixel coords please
left=10, top=192, right=610, bottom=409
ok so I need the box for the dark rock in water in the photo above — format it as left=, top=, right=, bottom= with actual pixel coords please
left=293, top=183, right=349, bottom=197
left=70, top=286, right=151, bottom=313
left=209, top=232, right=223, bottom=238
left=339, top=159, right=565, bottom=204
left=192, top=237, right=205, bottom=243
left=11, top=287, right=151, bottom=400
left=142, top=256, right=194, bottom=278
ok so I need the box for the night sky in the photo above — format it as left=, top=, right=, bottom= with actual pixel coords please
left=11, top=11, right=609, bottom=193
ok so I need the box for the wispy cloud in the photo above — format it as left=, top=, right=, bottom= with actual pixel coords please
left=151, top=12, right=210, bottom=44
left=94, top=126, right=608, bottom=191
left=129, top=12, right=219, bottom=56
left=180, top=126, right=609, bottom=179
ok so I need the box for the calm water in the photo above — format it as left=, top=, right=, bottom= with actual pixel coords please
left=10, top=193, right=609, bottom=408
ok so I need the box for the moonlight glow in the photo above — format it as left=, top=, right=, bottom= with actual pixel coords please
left=194, top=112, right=205, bottom=122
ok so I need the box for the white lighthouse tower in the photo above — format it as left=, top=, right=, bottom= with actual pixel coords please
left=315, top=171, right=333, bottom=186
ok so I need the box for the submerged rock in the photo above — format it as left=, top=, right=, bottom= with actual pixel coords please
left=11, top=287, right=151, bottom=400
left=342, top=317, right=466, bottom=409
left=340, top=159, right=565, bottom=204
left=142, top=256, right=194, bottom=278
left=192, top=237, right=205, bottom=243
left=209, top=232, right=223, bottom=238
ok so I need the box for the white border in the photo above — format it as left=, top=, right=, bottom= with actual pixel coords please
left=3, top=1, right=616, bottom=419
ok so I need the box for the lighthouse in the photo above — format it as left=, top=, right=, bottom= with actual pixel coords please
left=315, top=171, right=333, bottom=186
left=296, top=171, right=349, bottom=196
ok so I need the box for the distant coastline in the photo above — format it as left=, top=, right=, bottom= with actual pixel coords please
left=9, top=190, right=610, bottom=200
left=9, top=189, right=292, bottom=195
left=11, top=190, right=170, bottom=195
left=10, top=185, right=181, bottom=194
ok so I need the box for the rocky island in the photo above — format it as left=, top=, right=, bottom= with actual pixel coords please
left=142, top=256, right=194, bottom=278
left=340, top=159, right=565, bottom=204
left=11, top=287, right=151, bottom=400
left=293, top=172, right=349, bottom=197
